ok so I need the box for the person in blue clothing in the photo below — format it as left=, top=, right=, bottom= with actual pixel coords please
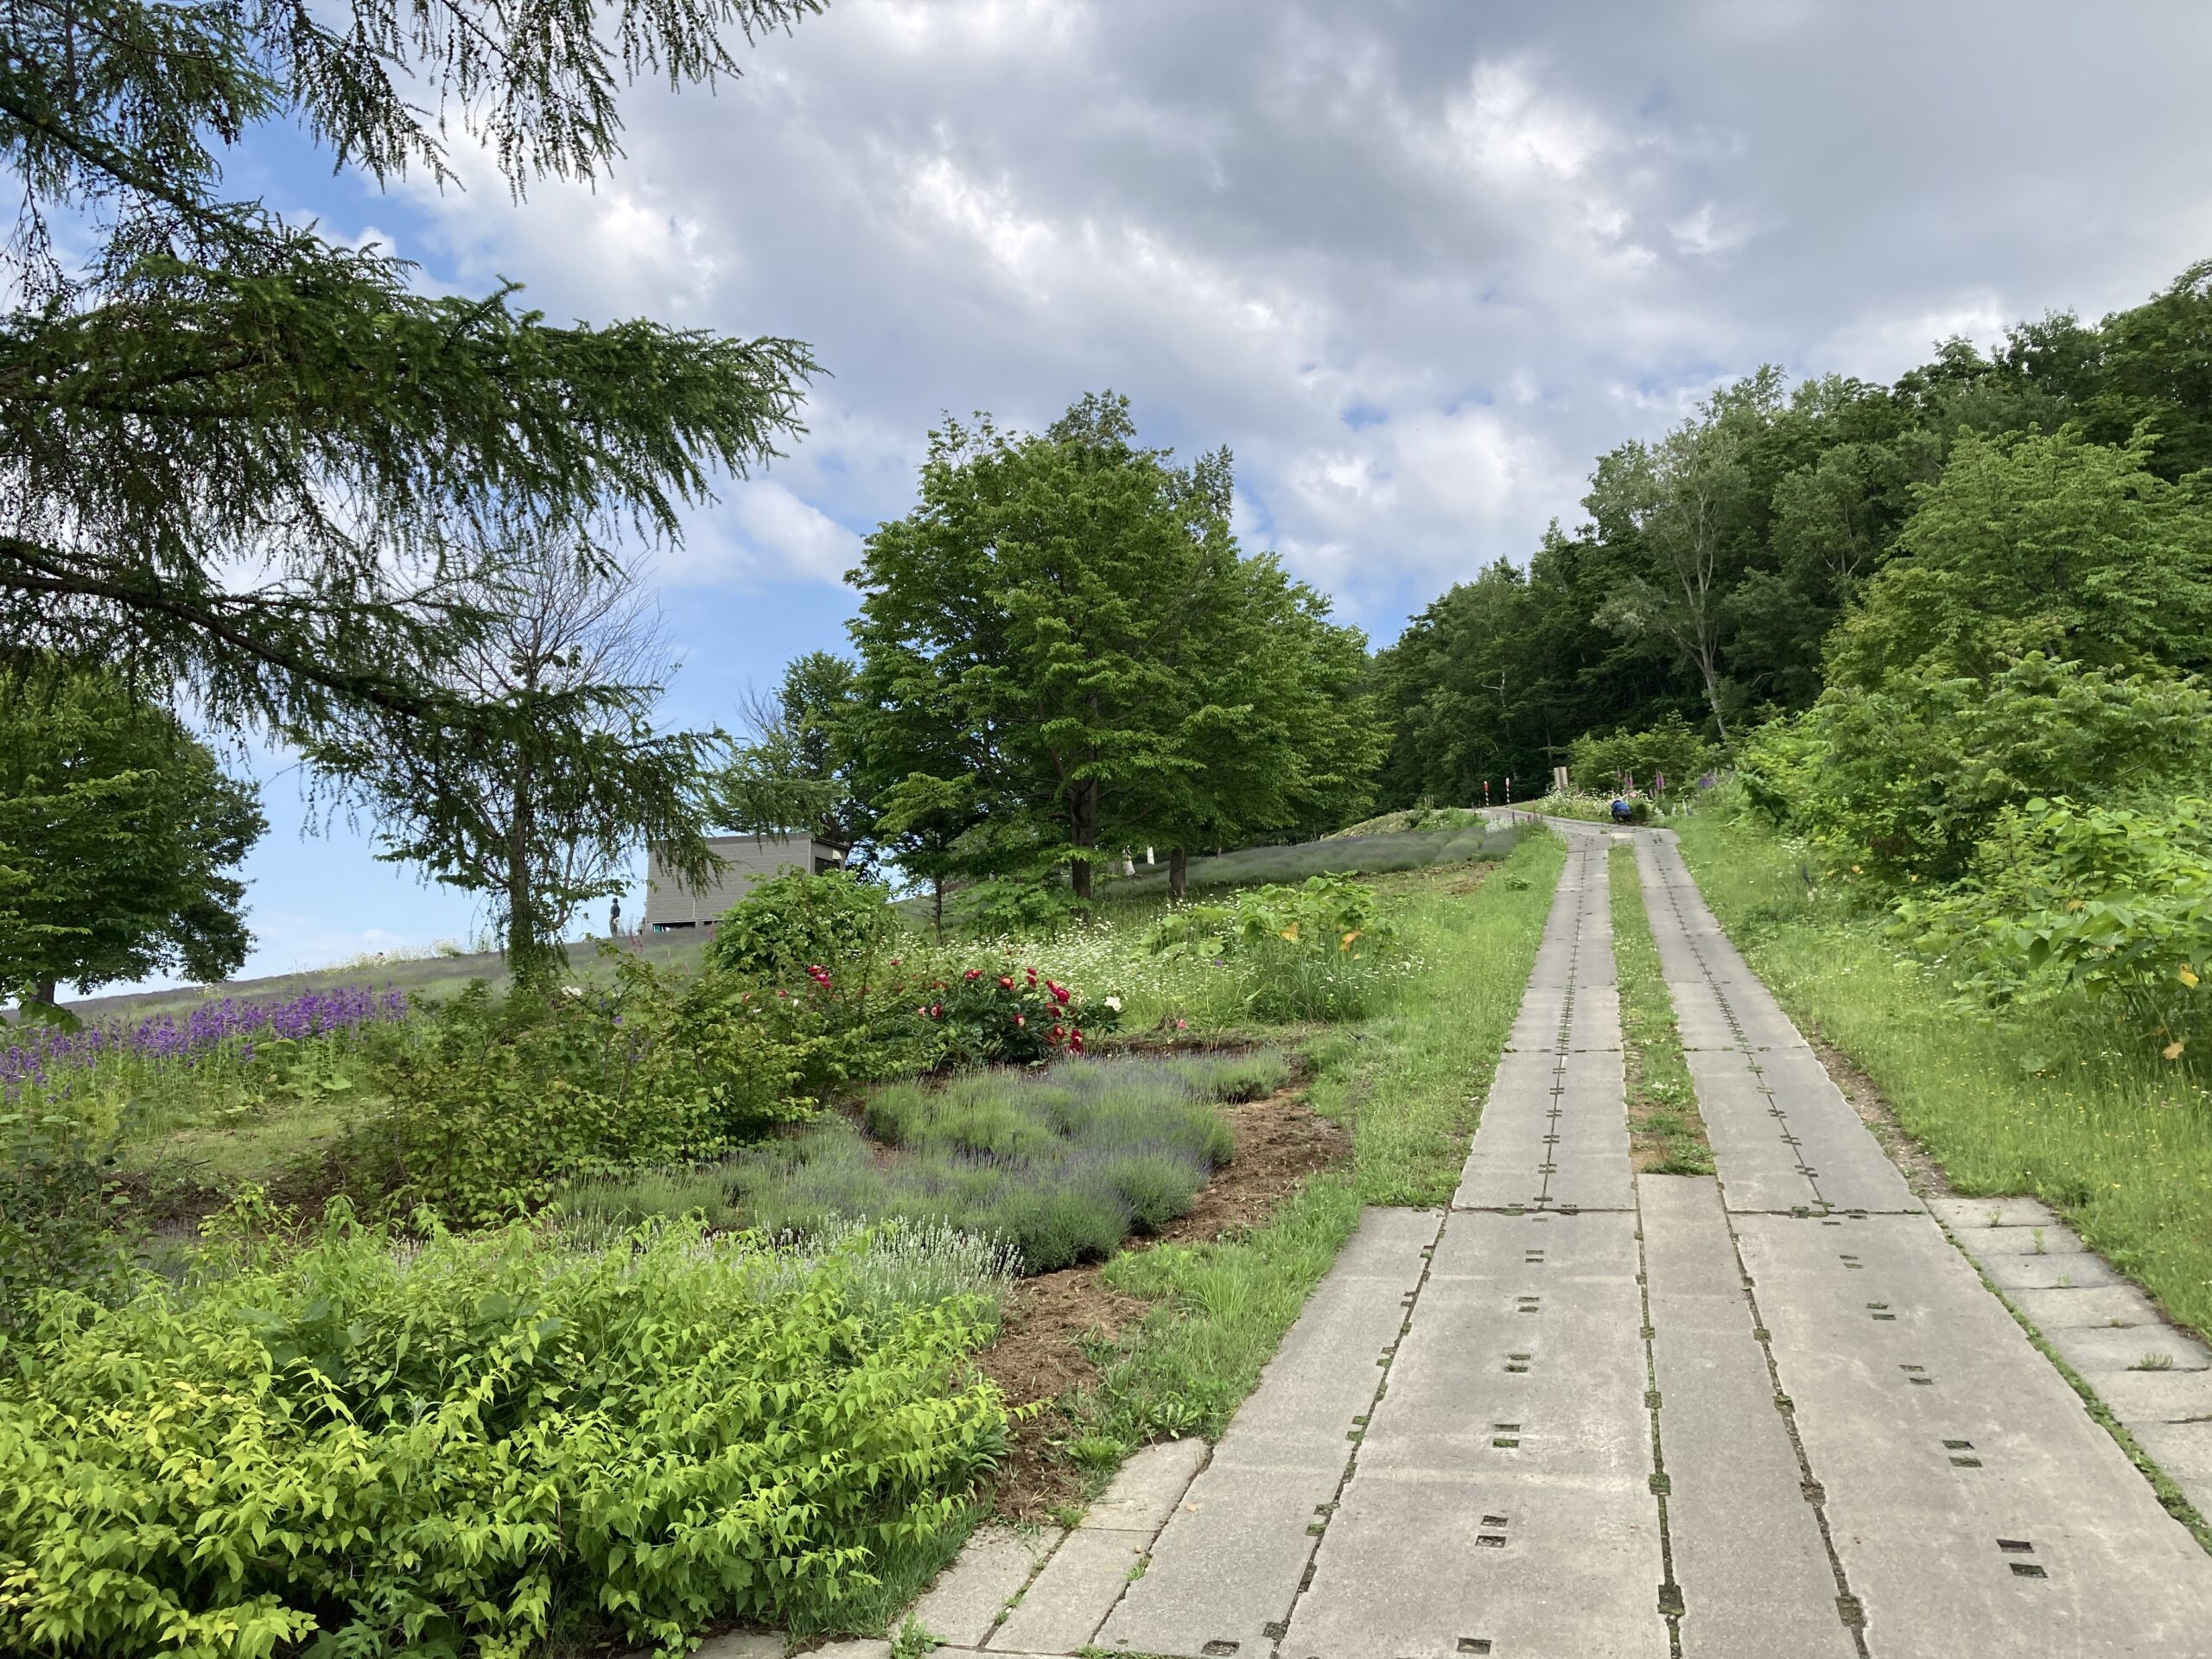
left=1610, top=796, right=1633, bottom=823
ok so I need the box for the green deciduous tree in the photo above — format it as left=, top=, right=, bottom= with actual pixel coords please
left=0, top=668, right=265, bottom=1008
left=1827, top=427, right=2212, bottom=691
left=849, top=393, right=1383, bottom=906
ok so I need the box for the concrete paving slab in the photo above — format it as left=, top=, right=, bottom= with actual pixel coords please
left=910, top=1528, right=1059, bottom=1649
left=1948, top=1222, right=2089, bottom=1255
left=2090, top=1369, right=2212, bottom=1423
left=1735, top=1211, right=2212, bottom=1656
left=1095, top=1458, right=1341, bottom=1658
left=1928, top=1195, right=2059, bottom=1230
left=1079, top=1439, right=1206, bottom=1532
left=1221, top=1208, right=1435, bottom=1462
left=803, top=1643, right=889, bottom=1659
left=1358, top=1213, right=1647, bottom=1480
left=690, top=1634, right=783, bottom=1659
left=2133, top=1420, right=2212, bottom=1488
left=986, top=1529, right=1144, bottom=1655
left=1639, top=1177, right=1855, bottom=1659
left=2044, top=1322, right=2211, bottom=1375
left=1284, top=1468, right=1668, bottom=1659
left=2009, top=1284, right=2164, bottom=1330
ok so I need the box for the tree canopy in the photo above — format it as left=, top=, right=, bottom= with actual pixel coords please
left=0, top=667, right=266, bottom=1008
left=845, top=393, right=1383, bottom=906
left=1, top=0, right=820, bottom=810
left=1371, top=258, right=2212, bottom=807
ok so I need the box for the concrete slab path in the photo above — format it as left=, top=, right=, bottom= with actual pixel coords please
left=913, top=821, right=2212, bottom=1659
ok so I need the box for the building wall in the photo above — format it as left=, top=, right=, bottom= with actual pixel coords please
left=645, top=834, right=842, bottom=927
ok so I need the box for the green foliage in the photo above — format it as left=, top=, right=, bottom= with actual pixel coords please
left=570, top=1053, right=1265, bottom=1274
left=1827, top=427, right=2212, bottom=690
left=949, top=877, right=1092, bottom=940
left=0, top=1111, right=135, bottom=1332
left=3, top=0, right=817, bottom=842
left=847, top=393, right=1385, bottom=903
left=1900, top=796, right=2212, bottom=1055
left=711, top=868, right=902, bottom=987
left=1568, top=712, right=1715, bottom=795
left=0, top=665, right=265, bottom=1004
left=0, top=1207, right=1005, bottom=1657
left=1147, top=874, right=1397, bottom=1021
left=921, top=962, right=1117, bottom=1066
left=1739, top=655, right=2212, bottom=887
left=346, top=960, right=836, bottom=1224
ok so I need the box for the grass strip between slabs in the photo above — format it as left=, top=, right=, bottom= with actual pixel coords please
left=1064, top=830, right=1568, bottom=1459
left=1675, top=810, right=2212, bottom=1340
left=1609, top=841, right=1713, bottom=1175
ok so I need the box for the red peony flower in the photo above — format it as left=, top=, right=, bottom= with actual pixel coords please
left=964, top=968, right=982, bottom=981
left=998, top=975, right=1014, bottom=990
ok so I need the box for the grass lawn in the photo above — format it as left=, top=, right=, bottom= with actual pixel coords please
left=1610, top=842, right=1712, bottom=1174
left=1674, top=810, right=2212, bottom=1339
left=1052, top=830, right=1567, bottom=1465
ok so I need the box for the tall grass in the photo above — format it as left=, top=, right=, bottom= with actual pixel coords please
left=1305, top=831, right=1568, bottom=1204
left=1610, top=842, right=1712, bottom=1174
left=1675, top=810, right=2212, bottom=1337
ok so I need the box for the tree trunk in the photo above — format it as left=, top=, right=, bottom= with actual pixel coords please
left=507, top=749, right=551, bottom=987
left=1069, top=781, right=1098, bottom=902
left=931, top=874, right=945, bottom=942
left=1169, top=847, right=1188, bottom=899
left=31, top=974, right=58, bottom=1011
left=1696, top=647, right=1731, bottom=743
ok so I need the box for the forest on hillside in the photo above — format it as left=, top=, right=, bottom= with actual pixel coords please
left=1372, top=257, right=2212, bottom=806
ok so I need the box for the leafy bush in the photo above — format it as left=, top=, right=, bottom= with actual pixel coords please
left=1899, top=795, right=2212, bottom=1058
left=1147, top=874, right=1400, bottom=1021
left=348, top=958, right=838, bottom=1224
left=0, top=1110, right=134, bottom=1332
left=0, top=1205, right=1007, bottom=1657
left=1738, top=654, right=2212, bottom=887
left=919, top=961, right=1116, bottom=1067
left=709, top=868, right=908, bottom=1019
left=948, top=876, right=1090, bottom=939
left=1568, top=711, right=1714, bottom=795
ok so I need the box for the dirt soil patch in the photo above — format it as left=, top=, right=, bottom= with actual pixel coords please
left=976, top=1076, right=1351, bottom=1521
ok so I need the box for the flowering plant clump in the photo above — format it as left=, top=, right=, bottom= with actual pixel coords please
left=920, top=961, right=1120, bottom=1069
left=1, top=985, right=409, bottom=1096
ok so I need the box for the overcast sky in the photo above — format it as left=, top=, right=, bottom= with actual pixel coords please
left=191, top=0, right=2212, bottom=986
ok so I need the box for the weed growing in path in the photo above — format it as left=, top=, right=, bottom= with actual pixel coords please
left=1609, top=842, right=1713, bottom=1175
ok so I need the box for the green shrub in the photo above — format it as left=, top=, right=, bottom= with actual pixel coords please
left=1568, top=710, right=1714, bottom=796
left=0, top=1205, right=1007, bottom=1657
left=1738, top=654, right=2212, bottom=888
left=709, top=868, right=904, bottom=985
left=348, top=959, right=836, bottom=1224
left=0, top=1110, right=134, bottom=1332
left=1899, top=794, right=2212, bottom=1058
left=1147, top=874, right=1400, bottom=1022
left=919, top=962, right=1117, bottom=1067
